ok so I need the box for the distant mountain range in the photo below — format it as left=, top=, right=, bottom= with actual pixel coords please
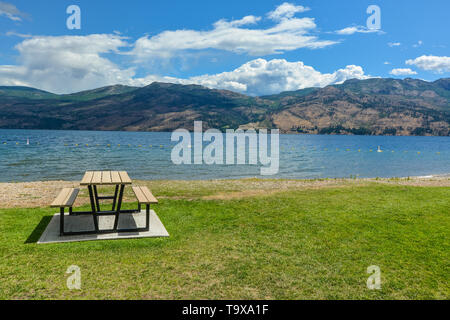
left=0, top=77, right=449, bottom=136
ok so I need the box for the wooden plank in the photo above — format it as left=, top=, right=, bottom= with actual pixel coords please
left=132, top=186, right=147, bottom=203
left=118, top=171, right=132, bottom=184
left=140, top=186, right=158, bottom=203
left=51, top=188, right=71, bottom=207
left=91, top=171, right=102, bottom=185
left=80, top=171, right=94, bottom=185
left=102, top=171, right=112, bottom=184
left=63, top=188, right=79, bottom=207
left=111, top=171, right=121, bottom=184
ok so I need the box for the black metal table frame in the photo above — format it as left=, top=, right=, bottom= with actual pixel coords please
left=59, top=184, right=151, bottom=236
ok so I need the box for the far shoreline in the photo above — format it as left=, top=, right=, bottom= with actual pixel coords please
left=1, top=127, right=449, bottom=137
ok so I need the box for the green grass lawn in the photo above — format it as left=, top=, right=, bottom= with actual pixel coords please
left=0, top=184, right=448, bottom=299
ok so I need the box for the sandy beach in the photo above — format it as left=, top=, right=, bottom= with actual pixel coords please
left=1, top=175, right=449, bottom=209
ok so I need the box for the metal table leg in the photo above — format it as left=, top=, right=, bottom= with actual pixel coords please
left=113, top=184, right=125, bottom=231
left=88, top=185, right=99, bottom=231
left=111, top=185, right=119, bottom=211
left=60, top=207, right=65, bottom=236
left=93, top=185, right=101, bottom=212
left=145, top=204, right=150, bottom=231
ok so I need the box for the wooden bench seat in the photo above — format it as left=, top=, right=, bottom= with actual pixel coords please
left=50, top=188, right=80, bottom=236
left=131, top=186, right=157, bottom=232
left=132, top=186, right=158, bottom=204
left=51, top=188, right=79, bottom=208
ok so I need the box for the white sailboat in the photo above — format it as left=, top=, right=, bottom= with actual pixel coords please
left=377, top=145, right=382, bottom=152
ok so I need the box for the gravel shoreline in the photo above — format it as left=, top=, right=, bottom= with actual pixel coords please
left=0, top=176, right=449, bottom=209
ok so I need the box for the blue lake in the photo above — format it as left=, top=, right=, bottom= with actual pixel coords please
left=0, top=129, right=448, bottom=182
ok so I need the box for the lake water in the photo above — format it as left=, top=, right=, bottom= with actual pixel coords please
left=0, top=129, right=448, bottom=182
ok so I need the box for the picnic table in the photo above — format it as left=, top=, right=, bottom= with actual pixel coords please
left=80, top=171, right=133, bottom=216
left=51, top=170, right=157, bottom=236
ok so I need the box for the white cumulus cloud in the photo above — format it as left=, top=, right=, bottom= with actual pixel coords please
left=389, top=68, right=417, bottom=76
left=267, top=2, right=310, bottom=21
left=162, top=58, right=371, bottom=96
left=0, top=34, right=135, bottom=93
left=131, top=3, right=336, bottom=60
left=406, top=55, right=450, bottom=73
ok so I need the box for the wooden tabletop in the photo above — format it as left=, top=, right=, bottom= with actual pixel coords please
left=80, top=171, right=132, bottom=185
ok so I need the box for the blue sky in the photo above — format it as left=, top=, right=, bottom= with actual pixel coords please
left=0, top=0, right=449, bottom=95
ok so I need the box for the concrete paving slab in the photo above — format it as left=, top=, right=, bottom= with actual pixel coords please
left=37, top=210, right=169, bottom=244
